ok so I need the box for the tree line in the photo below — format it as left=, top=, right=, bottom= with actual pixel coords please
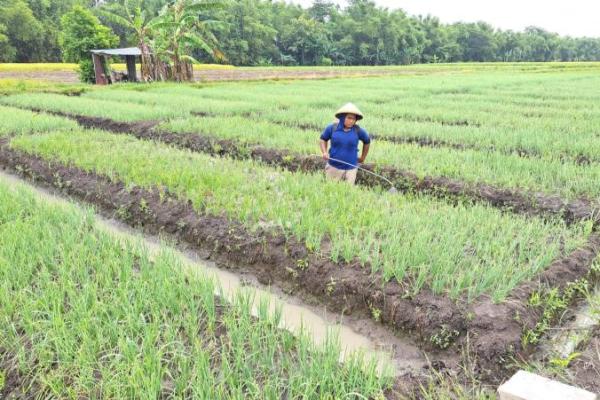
left=2, top=0, right=600, bottom=66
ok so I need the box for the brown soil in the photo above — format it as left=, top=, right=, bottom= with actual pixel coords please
left=56, top=112, right=599, bottom=226
left=568, top=327, right=600, bottom=393
left=0, top=71, right=80, bottom=84
left=391, top=114, right=483, bottom=128
left=0, top=350, right=34, bottom=400
left=3, top=140, right=600, bottom=387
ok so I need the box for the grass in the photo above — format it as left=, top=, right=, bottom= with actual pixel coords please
left=0, top=93, right=188, bottom=121
left=0, top=79, right=87, bottom=95
left=10, top=129, right=592, bottom=301
left=0, top=175, right=389, bottom=398
left=0, top=105, right=78, bottom=136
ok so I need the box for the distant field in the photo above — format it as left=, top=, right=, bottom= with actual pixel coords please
left=3, top=61, right=599, bottom=83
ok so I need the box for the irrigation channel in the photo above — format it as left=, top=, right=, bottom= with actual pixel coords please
left=539, top=286, right=600, bottom=359
left=0, top=169, right=428, bottom=379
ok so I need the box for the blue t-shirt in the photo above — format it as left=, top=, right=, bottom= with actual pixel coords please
left=320, top=121, right=371, bottom=170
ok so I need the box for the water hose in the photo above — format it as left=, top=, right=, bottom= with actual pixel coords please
left=319, top=156, right=398, bottom=193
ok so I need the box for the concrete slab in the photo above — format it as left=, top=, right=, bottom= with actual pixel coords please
left=498, top=370, right=597, bottom=400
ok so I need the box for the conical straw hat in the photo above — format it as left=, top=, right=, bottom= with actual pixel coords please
left=335, top=103, right=364, bottom=120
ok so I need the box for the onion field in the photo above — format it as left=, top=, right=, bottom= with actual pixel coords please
left=1, top=63, right=600, bottom=397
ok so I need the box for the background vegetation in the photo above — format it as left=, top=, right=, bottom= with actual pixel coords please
left=1, top=0, right=600, bottom=66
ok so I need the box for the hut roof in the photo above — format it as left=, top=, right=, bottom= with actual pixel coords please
left=90, top=47, right=142, bottom=56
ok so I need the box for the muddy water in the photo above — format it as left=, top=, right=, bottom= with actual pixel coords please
left=0, top=170, right=426, bottom=377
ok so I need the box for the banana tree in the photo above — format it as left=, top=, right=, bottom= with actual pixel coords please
left=96, top=0, right=159, bottom=81
left=150, top=0, right=225, bottom=81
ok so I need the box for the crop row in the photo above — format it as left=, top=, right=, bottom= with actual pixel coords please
left=0, top=104, right=77, bottom=136
left=6, top=73, right=600, bottom=165
left=5, top=69, right=600, bottom=160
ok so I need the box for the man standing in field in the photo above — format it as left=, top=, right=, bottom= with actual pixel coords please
left=319, top=103, right=371, bottom=184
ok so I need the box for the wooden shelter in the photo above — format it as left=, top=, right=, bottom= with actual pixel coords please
left=90, top=47, right=142, bottom=85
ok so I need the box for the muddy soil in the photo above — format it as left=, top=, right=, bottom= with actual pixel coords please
left=55, top=112, right=598, bottom=226
left=391, top=115, right=483, bottom=128
left=0, top=350, right=34, bottom=400
left=465, top=234, right=600, bottom=382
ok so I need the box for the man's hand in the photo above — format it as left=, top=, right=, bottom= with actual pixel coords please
left=322, top=152, right=330, bottom=161
left=358, top=156, right=366, bottom=164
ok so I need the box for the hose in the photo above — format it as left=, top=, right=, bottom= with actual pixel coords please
left=319, top=156, right=398, bottom=193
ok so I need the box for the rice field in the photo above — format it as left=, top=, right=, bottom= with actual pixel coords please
left=1, top=62, right=600, bottom=397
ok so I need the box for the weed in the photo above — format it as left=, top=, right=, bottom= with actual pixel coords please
left=296, top=258, right=309, bottom=271
left=326, top=277, right=336, bottom=296
left=523, top=279, right=589, bottom=347
left=430, top=325, right=460, bottom=349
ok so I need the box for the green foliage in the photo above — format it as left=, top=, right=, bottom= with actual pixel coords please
left=430, top=325, right=460, bottom=349
left=2, top=0, right=600, bottom=65
left=523, top=279, right=589, bottom=347
left=76, top=58, right=96, bottom=84
left=0, top=22, right=16, bottom=62
left=549, top=352, right=581, bottom=369
left=0, top=0, right=44, bottom=62
left=59, top=5, right=118, bottom=82
left=151, top=0, right=225, bottom=74
left=279, top=15, right=329, bottom=65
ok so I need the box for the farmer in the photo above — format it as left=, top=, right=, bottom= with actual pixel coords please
left=319, top=102, right=370, bottom=184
